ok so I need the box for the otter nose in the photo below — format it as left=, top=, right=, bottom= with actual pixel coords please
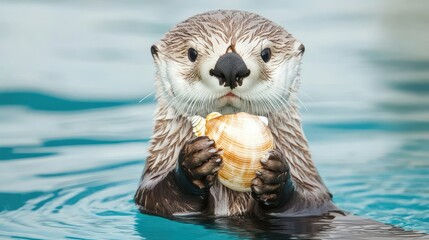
left=209, top=52, right=251, bottom=89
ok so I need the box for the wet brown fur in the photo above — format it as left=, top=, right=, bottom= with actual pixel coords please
left=135, top=10, right=338, bottom=217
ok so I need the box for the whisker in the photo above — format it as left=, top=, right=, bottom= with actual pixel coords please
left=296, top=96, right=308, bottom=112
left=261, top=84, right=281, bottom=111
left=185, top=88, right=199, bottom=115
left=244, top=95, right=252, bottom=114
left=264, top=84, right=293, bottom=119
left=191, top=88, right=208, bottom=116
left=281, top=83, right=311, bottom=112
left=300, top=90, right=313, bottom=100
left=190, top=90, right=201, bottom=115
left=255, top=91, right=270, bottom=115
left=138, top=90, right=156, bottom=103
left=165, top=87, right=193, bottom=113
left=211, top=92, right=217, bottom=113
left=269, top=88, right=285, bottom=112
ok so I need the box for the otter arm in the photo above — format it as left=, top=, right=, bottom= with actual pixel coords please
left=251, top=147, right=339, bottom=217
left=250, top=149, right=296, bottom=216
left=259, top=169, right=295, bottom=209
left=254, top=109, right=338, bottom=216
left=251, top=149, right=336, bottom=217
left=134, top=109, right=212, bottom=216
left=134, top=170, right=208, bottom=216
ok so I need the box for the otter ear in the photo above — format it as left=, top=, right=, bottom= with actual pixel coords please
left=297, top=43, right=305, bottom=56
left=150, top=44, right=159, bottom=60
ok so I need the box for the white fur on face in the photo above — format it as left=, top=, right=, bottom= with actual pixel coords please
left=154, top=13, right=303, bottom=117
left=157, top=45, right=302, bottom=118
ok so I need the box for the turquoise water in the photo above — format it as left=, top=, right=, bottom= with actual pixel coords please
left=0, top=0, right=428, bottom=239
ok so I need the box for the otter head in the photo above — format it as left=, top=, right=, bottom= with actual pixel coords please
left=151, top=10, right=304, bottom=116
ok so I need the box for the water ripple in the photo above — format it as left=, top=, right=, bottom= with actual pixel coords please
left=1, top=0, right=428, bottom=238
left=0, top=91, right=154, bottom=112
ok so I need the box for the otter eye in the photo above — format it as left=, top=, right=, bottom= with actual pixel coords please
left=261, top=48, right=271, bottom=63
left=188, top=48, right=198, bottom=62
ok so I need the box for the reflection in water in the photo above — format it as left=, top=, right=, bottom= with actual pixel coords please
left=134, top=213, right=428, bottom=239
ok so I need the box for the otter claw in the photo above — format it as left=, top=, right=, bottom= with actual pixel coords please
left=251, top=149, right=294, bottom=208
left=208, top=148, right=217, bottom=153
left=177, top=137, right=222, bottom=194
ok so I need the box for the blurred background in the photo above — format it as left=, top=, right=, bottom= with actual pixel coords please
left=0, top=0, right=428, bottom=239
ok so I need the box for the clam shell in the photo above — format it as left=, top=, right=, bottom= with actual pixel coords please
left=192, top=112, right=273, bottom=192
left=190, top=115, right=206, bottom=137
left=190, top=112, right=222, bottom=137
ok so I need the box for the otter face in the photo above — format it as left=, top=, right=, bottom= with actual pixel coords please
left=151, top=10, right=304, bottom=116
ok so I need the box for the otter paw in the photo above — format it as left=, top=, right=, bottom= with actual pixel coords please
left=251, top=149, right=291, bottom=207
left=179, top=136, right=223, bottom=190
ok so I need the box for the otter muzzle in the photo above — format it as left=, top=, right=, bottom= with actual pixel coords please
left=209, top=52, right=250, bottom=89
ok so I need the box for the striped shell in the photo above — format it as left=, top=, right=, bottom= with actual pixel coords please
left=191, top=112, right=273, bottom=192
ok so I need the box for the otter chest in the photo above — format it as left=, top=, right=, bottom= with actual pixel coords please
left=210, top=181, right=252, bottom=216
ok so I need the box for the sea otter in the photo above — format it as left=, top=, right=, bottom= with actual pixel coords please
left=134, top=10, right=339, bottom=217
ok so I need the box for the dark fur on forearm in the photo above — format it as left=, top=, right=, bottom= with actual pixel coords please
left=134, top=171, right=208, bottom=216
left=136, top=159, right=296, bottom=218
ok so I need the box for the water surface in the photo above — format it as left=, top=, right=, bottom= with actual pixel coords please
left=0, top=0, right=428, bottom=239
